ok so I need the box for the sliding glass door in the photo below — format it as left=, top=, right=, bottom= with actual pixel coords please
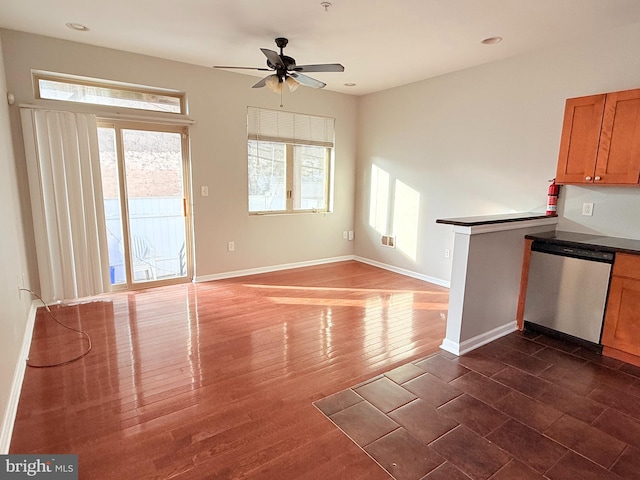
left=98, top=122, right=192, bottom=288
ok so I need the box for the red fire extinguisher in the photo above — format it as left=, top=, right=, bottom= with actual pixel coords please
left=546, top=179, right=560, bottom=215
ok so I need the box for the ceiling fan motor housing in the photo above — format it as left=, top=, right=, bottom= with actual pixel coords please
left=267, top=55, right=296, bottom=72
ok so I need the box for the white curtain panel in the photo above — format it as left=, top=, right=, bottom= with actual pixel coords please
left=20, top=108, right=110, bottom=303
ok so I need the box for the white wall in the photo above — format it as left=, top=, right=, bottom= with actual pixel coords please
left=0, top=29, right=358, bottom=282
left=356, top=21, right=640, bottom=284
left=0, top=34, right=34, bottom=451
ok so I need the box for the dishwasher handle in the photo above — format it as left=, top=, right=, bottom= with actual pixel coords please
left=531, top=241, right=614, bottom=264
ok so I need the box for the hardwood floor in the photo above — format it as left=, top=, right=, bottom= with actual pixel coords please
left=11, top=261, right=449, bottom=479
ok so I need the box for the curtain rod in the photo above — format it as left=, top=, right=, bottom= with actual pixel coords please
left=19, top=103, right=196, bottom=126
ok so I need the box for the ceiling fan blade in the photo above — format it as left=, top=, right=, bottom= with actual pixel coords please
left=293, top=63, right=345, bottom=73
left=214, top=66, right=271, bottom=71
left=252, top=76, right=269, bottom=88
left=260, top=48, right=285, bottom=69
left=289, top=73, right=326, bottom=89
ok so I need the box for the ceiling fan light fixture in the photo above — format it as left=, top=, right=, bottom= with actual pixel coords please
left=285, top=76, right=300, bottom=92
left=265, top=74, right=283, bottom=93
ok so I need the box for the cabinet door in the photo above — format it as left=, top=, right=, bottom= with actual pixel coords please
left=556, top=94, right=606, bottom=184
left=595, top=88, right=640, bottom=184
left=602, top=276, right=640, bottom=356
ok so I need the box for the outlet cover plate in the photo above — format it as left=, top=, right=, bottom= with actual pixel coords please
left=582, top=202, right=594, bottom=216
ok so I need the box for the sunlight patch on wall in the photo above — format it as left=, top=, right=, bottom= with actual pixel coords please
left=369, top=164, right=389, bottom=234
left=393, top=180, right=420, bottom=261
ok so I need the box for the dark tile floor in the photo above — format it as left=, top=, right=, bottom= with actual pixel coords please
left=314, top=330, right=640, bottom=480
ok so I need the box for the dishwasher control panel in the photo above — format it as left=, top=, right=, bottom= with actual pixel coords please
left=531, top=241, right=614, bottom=263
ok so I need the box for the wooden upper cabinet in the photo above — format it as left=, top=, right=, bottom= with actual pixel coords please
left=556, top=88, right=640, bottom=186
left=595, top=89, right=640, bottom=184
left=556, top=94, right=605, bottom=184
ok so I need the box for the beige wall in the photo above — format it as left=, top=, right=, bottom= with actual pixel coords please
left=0, top=29, right=358, bottom=283
left=0, top=34, right=33, bottom=450
left=355, top=21, right=640, bottom=283
left=7, top=23, right=640, bottom=290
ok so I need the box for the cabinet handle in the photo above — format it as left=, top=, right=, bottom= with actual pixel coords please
left=585, top=176, right=592, bottom=181
left=595, top=176, right=602, bottom=181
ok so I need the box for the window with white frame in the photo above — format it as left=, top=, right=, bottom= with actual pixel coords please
left=247, top=107, right=334, bottom=214
left=34, top=71, right=186, bottom=114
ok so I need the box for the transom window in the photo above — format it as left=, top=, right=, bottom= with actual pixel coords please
left=247, top=107, right=334, bottom=214
left=34, top=71, right=186, bottom=114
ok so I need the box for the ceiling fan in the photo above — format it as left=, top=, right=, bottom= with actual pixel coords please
left=214, top=37, right=344, bottom=93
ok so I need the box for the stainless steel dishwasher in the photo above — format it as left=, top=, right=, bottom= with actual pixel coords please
left=523, top=241, right=614, bottom=346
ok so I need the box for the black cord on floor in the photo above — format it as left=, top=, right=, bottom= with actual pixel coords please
left=20, top=288, right=92, bottom=368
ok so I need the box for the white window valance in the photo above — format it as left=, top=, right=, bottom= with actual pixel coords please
left=247, top=107, right=335, bottom=147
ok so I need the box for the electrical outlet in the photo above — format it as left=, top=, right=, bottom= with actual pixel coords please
left=381, top=235, right=396, bottom=248
left=348, top=231, right=354, bottom=241
left=228, top=241, right=235, bottom=252
left=582, top=202, right=594, bottom=216
left=444, top=249, right=450, bottom=258
left=343, top=231, right=348, bottom=240
left=201, top=186, right=209, bottom=197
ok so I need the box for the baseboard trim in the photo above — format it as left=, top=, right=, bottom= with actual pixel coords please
left=1, top=300, right=38, bottom=454
left=195, top=255, right=451, bottom=288
left=353, top=256, right=450, bottom=288
left=194, top=255, right=356, bottom=283
left=440, top=321, right=517, bottom=356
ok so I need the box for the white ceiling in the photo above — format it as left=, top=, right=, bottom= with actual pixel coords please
left=1, top=0, right=640, bottom=96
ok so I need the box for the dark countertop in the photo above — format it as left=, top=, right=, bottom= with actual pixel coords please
left=436, top=212, right=555, bottom=227
left=525, top=230, right=640, bottom=255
